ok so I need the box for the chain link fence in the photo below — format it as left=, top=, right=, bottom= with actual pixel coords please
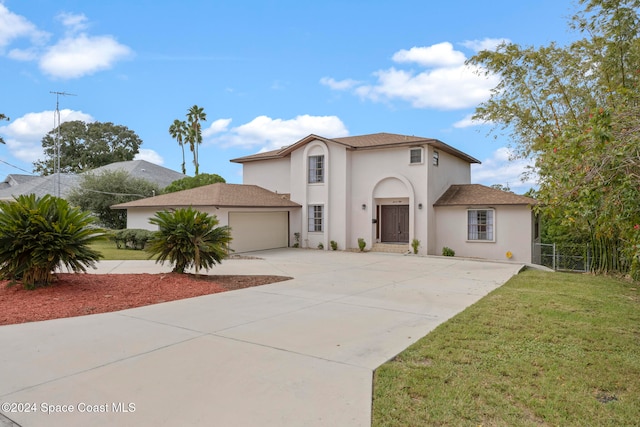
left=533, top=242, right=591, bottom=272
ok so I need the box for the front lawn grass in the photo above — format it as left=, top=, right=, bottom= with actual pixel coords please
left=372, top=269, right=640, bottom=426
left=90, top=239, right=156, bottom=260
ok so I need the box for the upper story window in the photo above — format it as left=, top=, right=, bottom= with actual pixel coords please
left=433, top=150, right=439, bottom=166
left=468, top=209, right=495, bottom=241
left=409, top=147, right=423, bottom=164
left=308, top=155, right=324, bottom=183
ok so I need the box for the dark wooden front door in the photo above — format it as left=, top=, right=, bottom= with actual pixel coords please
left=381, top=205, right=409, bottom=243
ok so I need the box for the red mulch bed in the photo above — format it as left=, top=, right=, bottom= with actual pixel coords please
left=0, top=273, right=292, bottom=326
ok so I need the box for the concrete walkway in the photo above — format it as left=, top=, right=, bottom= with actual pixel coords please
left=0, top=249, right=523, bottom=426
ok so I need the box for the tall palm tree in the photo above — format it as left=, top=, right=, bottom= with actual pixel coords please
left=0, top=114, right=8, bottom=145
left=186, top=105, right=207, bottom=175
left=168, top=119, right=188, bottom=175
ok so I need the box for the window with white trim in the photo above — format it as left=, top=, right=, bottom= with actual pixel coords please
left=409, top=147, right=423, bottom=164
left=308, top=205, right=323, bottom=232
left=468, top=209, right=494, bottom=241
left=308, top=155, right=324, bottom=183
left=433, top=150, right=439, bottom=166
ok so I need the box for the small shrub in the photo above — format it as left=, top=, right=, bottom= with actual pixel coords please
left=358, top=238, right=366, bottom=252
left=318, top=242, right=324, bottom=250
left=442, top=246, right=455, bottom=257
left=110, top=229, right=154, bottom=250
left=411, top=238, right=420, bottom=254
left=0, top=194, right=105, bottom=288
left=146, top=207, right=232, bottom=274
left=330, top=240, right=338, bottom=251
left=293, top=232, right=300, bottom=248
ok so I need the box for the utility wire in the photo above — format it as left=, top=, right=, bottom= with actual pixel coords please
left=0, top=159, right=33, bottom=174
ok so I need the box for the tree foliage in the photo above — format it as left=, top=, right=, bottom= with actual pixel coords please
left=0, top=194, right=105, bottom=288
left=186, top=105, right=206, bottom=175
left=34, top=121, right=142, bottom=175
left=0, top=113, right=8, bottom=144
left=169, top=119, right=188, bottom=175
left=68, top=170, right=161, bottom=229
left=163, top=173, right=226, bottom=193
left=468, top=0, right=640, bottom=278
left=146, top=207, right=232, bottom=274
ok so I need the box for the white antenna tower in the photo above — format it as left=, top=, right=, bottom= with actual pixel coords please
left=50, top=91, right=76, bottom=197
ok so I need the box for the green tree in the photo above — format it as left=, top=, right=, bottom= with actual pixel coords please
left=468, top=0, right=640, bottom=276
left=0, top=113, right=8, bottom=144
left=186, top=105, right=207, bottom=175
left=169, top=119, right=188, bottom=175
left=146, top=207, right=232, bottom=274
left=0, top=194, right=105, bottom=289
left=34, top=121, right=142, bottom=175
left=163, top=173, right=226, bottom=193
left=68, top=170, right=160, bottom=229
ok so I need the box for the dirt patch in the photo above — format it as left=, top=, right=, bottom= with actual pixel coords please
left=0, top=273, right=292, bottom=326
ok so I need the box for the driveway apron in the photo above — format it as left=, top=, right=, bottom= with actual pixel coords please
left=0, top=249, right=523, bottom=426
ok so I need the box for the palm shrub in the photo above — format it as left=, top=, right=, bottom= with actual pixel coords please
left=0, top=194, right=105, bottom=289
left=146, top=207, right=232, bottom=274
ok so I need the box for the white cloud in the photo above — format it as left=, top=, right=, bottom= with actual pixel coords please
left=0, top=4, right=49, bottom=49
left=355, top=64, right=498, bottom=110
left=0, top=4, right=131, bottom=79
left=391, top=42, right=466, bottom=67
left=461, top=38, right=510, bottom=52
left=202, top=118, right=232, bottom=138
left=319, top=77, right=361, bottom=91
left=323, top=41, right=500, bottom=110
left=40, top=34, right=132, bottom=79
left=134, top=149, right=164, bottom=165
left=471, top=147, right=538, bottom=192
left=0, top=110, right=94, bottom=163
left=57, top=12, right=89, bottom=34
left=453, top=113, right=490, bottom=128
left=207, top=115, right=349, bottom=151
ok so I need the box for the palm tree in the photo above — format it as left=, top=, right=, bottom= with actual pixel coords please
left=146, top=207, right=232, bottom=274
left=168, top=119, right=188, bottom=174
left=0, top=113, right=8, bottom=144
left=186, top=105, right=207, bottom=175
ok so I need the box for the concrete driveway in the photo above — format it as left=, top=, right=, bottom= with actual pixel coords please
left=0, top=249, right=523, bottom=427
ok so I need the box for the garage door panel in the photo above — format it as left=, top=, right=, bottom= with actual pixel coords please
left=229, top=212, right=288, bottom=253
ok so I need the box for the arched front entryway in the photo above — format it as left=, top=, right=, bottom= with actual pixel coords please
left=371, top=176, right=415, bottom=244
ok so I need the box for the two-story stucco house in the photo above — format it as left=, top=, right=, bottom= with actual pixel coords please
left=113, top=132, right=538, bottom=262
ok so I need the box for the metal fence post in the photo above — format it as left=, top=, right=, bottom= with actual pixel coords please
left=553, top=243, right=556, bottom=271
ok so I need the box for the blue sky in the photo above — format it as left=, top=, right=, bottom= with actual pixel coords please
left=1, top=0, right=579, bottom=193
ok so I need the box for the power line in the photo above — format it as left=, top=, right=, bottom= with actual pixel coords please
left=0, top=159, right=33, bottom=174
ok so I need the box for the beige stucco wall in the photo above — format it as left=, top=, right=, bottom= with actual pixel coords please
left=242, top=157, right=291, bottom=194
left=123, top=206, right=300, bottom=252
left=426, top=147, right=473, bottom=255
left=434, top=205, right=534, bottom=263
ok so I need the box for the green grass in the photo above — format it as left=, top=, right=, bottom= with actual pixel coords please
left=90, top=239, right=156, bottom=260
left=372, top=270, right=640, bottom=426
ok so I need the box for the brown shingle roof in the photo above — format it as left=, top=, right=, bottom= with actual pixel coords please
left=434, top=184, right=537, bottom=206
left=230, top=132, right=480, bottom=164
left=111, top=183, right=301, bottom=209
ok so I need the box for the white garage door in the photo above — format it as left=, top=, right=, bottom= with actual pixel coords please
left=228, top=211, right=289, bottom=253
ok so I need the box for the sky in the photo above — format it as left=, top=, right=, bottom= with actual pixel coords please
left=0, top=0, right=580, bottom=193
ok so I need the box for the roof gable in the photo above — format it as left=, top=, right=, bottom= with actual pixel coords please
left=434, top=184, right=537, bottom=206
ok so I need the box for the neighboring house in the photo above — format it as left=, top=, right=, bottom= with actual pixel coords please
left=113, top=132, right=539, bottom=262
left=112, top=183, right=300, bottom=253
left=0, top=160, right=186, bottom=201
